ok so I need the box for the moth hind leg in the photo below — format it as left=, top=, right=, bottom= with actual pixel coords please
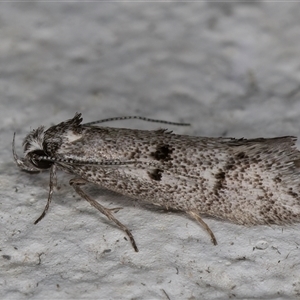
left=187, top=211, right=218, bottom=246
left=69, top=177, right=138, bottom=252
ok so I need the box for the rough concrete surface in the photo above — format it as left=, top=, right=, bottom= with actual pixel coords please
left=1, top=2, right=300, bottom=299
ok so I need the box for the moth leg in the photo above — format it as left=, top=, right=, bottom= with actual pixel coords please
left=34, top=164, right=57, bottom=224
left=69, top=178, right=139, bottom=252
left=187, top=211, right=218, bottom=246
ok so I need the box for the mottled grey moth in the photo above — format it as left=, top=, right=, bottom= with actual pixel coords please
left=13, top=113, right=300, bottom=251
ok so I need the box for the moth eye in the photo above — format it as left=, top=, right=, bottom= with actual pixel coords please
left=29, top=149, right=53, bottom=169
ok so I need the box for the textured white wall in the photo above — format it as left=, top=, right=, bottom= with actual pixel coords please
left=1, top=2, right=300, bottom=299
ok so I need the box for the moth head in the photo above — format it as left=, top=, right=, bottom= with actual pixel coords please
left=13, top=126, right=53, bottom=172
left=13, top=113, right=84, bottom=172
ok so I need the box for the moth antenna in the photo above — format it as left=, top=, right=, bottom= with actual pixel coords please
left=12, top=133, right=41, bottom=172
left=82, top=116, right=190, bottom=127
left=37, top=156, right=140, bottom=166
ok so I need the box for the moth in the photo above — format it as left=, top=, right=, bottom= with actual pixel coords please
left=13, top=113, right=300, bottom=251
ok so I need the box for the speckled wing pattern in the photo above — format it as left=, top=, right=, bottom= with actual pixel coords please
left=13, top=113, right=300, bottom=250
left=43, top=114, right=300, bottom=226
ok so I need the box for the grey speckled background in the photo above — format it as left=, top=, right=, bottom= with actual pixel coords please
left=1, top=2, right=300, bottom=299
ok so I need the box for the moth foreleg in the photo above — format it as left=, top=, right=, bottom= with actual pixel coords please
left=69, top=177, right=139, bottom=252
left=187, top=211, right=218, bottom=246
left=34, top=164, right=57, bottom=224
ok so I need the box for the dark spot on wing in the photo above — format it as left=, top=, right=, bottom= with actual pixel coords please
left=214, top=171, right=226, bottom=195
left=273, top=177, right=282, bottom=183
left=151, top=144, right=173, bottom=161
left=224, top=157, right=236, bottom=171
left=215, top=171, right=225, bottom=180
left=288, top=190, right=298, bottom=197
left=236, top=152, right=248, bottom=159
left=293, top=159, right=300, bottom=168
left=148, top=169, right=163, bottom=181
